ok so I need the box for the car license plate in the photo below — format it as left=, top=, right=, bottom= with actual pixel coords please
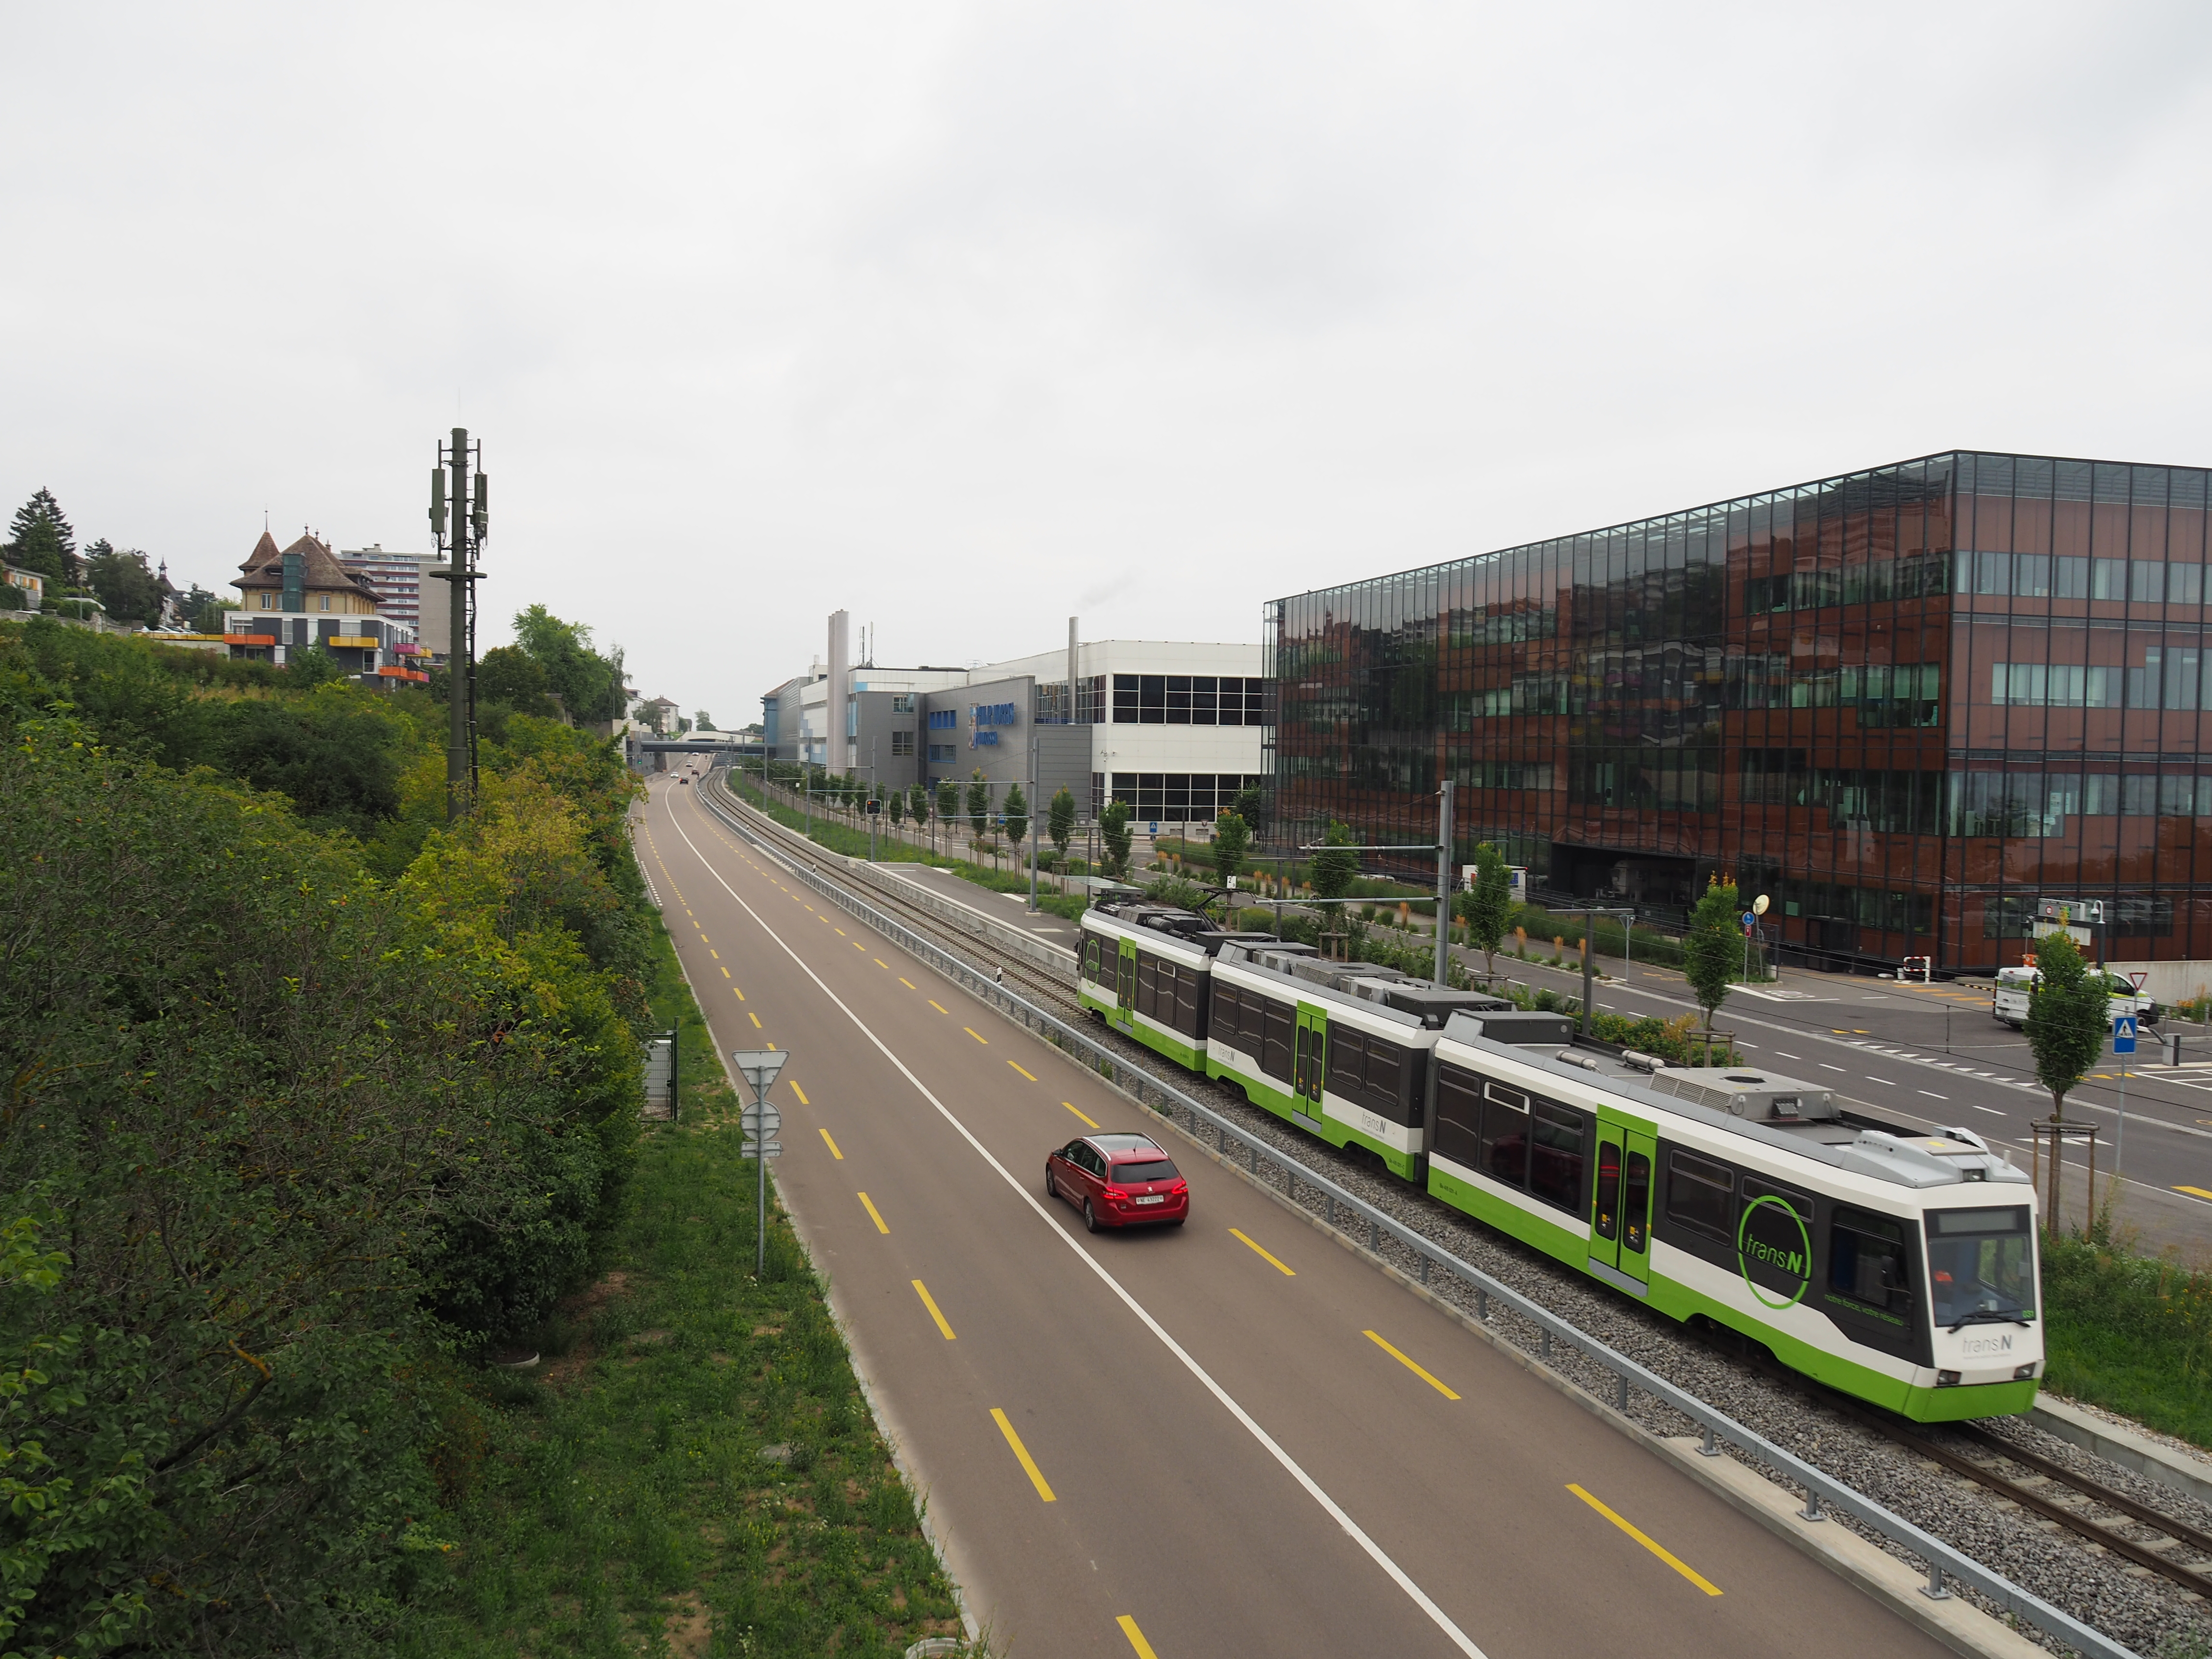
left=1133, top=1194, right=1165, bottom=1205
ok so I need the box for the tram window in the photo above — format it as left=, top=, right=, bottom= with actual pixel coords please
left=1481, top=1082, right=1529, bottom=1189
left=1478, top=1093, right=1530, bottom=1194
left=1433, top=1063, right=1483, bottom=1170
left=1261, top=999, right=1294, bottom=1082
left=1082, top=937, right=1102, bottom=985
left=1831, top=1206, right=1912, bottom=1313
left=1925, top=1205, right=2033, bottom=1327
left=1328, top=1028, right=1366, bottom=1099
left=1365, top=1038, right=1407, bottom=1113
left=1213, top=982, right=1242, bottom=1044
left=1622, top=1151, right=1651, bottom=1254
left=1528, top=1103, right=1587, bottom=1214
left=1136, top=956, right=1160, bottom=1020
left=1592, top=1141, right=1621, bottom=1240
left=1175, top=965, right=1204, bottom=1036
left=1665, top=1150, right=1733, bottom=1239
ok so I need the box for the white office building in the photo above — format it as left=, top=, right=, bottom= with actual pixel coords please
left=760, top=619, right=1266, bottom=827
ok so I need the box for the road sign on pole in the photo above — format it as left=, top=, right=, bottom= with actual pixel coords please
left=731, top=1049, right=789, bottom=1274
left=2112, top=1015, right=2137, bottom=1055
left=2128, top=971, right=2149, bottom=992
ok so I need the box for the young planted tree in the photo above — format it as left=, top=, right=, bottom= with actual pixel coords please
left=1002, top=782, right=1029, bottom=854
left=887, top=790, right=904, bottom=827
left=2024, top=931, right=2111, bottom=1226
left=1229, top=783, right=1266, bottom=836
left=908, top=782, right=930, bottom=825
left=1309, top=819, right=1359, bottom=902
left=937, top=777, right=961, bottom=830
left=965, top=770, right=990, bottom=839
left=1099, top=798, right=1134, bottom=880
left=1213, top=810, right=1250, bottom=890
left=1683, top=876, right=1743, bottom=1035
left=1460, top=840, right=1515, bottom=978
left=1048, top=786, right=1076, bottom=866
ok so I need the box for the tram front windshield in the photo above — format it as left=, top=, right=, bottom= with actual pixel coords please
left=1924, top=1205, right=2035, bottom=1328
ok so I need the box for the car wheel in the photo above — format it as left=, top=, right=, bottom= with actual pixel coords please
left=1046, top=1166, right=1058, bottom=1201
left=1168, top=1217, right=1186, bottom=1227
left=1083, top=1199, right=1101, bottom=1234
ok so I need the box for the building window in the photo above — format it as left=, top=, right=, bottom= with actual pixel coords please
left=928, top=744, right=956, bottom=763
left=891, top=694, right=915, bottom=714
left=892, top=731, right=914, bottom=757
left=319, top=595, right=330, bottom=611
left=1112, top=673, right=1260, bottom=725
left=1106, top=773, right=1265, bottom=823
left=260, top=593, right=273, bottom=609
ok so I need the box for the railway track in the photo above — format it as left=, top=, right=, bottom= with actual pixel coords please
left=694, top=769, right=2212, bottom=1625
left=1720, top=1336, right=2212, bottom=1602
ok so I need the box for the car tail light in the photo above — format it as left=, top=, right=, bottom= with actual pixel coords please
left=1170, top=1181, right=1188, bottom=1194
left=1103, top=1186, right=1128, bottom=1202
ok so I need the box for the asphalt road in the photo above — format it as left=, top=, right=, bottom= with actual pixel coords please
left=640, top=776, right=1952, bottom=1659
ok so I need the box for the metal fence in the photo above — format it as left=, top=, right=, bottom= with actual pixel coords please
left=694, top=769, right=2133, bottom=1659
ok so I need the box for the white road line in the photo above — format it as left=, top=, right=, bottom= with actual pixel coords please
left=663, top=802, right=1490, bottom=1659
left=1776, top=1052, right=1802, bottom=1059
left=1967, top=1104, right=2006, bottom=1116
left=1819, top=1064, right=1844, bottom=1073
left=1866, top=1077, right=1894, bottom=1086
left=1920, top=1091, right=1948, bottom=1101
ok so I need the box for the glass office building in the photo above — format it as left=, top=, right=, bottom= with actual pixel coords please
left=1269, top=451, right=2212, bottom=973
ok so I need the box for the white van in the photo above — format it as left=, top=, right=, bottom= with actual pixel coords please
left=1992, top=963, right=2157, bottom=1030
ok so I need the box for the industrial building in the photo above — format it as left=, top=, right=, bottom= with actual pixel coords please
left=760, top=616, right=1266, bottom=828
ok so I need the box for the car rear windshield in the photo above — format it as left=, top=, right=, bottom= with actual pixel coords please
left=1111, top=1159, right=1178, bottom=1185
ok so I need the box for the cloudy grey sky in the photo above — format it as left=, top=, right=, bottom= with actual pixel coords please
left=6, top=2, right=2210, bottom=718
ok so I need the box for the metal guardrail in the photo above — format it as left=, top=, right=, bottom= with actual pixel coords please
left=693, top=770, right=2136, bottom=1659
left=719, top=776, right=1077, bottom=975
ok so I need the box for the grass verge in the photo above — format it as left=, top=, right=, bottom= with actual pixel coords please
left=2041, top=1229, right=2212, bottom=1449
left=723, top=772, right=1089, bottom=923
left=404, top=911, right=968, bottom=1657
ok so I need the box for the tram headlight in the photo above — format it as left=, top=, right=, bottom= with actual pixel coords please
left=2014, top=1363, right=2039, bottom=1381
left=1936, top=1370, right=1962, bottom=1387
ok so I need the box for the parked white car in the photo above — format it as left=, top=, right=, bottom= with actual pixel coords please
left=1992, top=963, right=2157, bottom=1029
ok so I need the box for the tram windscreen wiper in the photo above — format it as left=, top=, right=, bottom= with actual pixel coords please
left=1946, top=1308, right=2032, bottom=1332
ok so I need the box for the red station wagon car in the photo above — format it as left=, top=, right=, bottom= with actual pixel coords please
left=1046, top=1133, right=1189, bottom=1232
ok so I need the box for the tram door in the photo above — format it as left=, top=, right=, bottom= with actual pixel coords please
left=1291, top=1005, right=1327, bottom=1116
left=1589, top=1111, right=1657, bottom=1285
left=1114, top=939, right=1138, bottom=1031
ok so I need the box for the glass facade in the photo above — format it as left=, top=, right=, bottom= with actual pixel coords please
left=1271, top=451, right=2212, bottom=972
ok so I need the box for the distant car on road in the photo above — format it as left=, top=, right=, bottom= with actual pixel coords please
left=1992, top=963, right=2156, bottom=1029
left=1046, top=1132, right=1188, bottom=1232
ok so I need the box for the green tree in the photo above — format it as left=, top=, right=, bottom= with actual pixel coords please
left=1683, top=876, right=1743, bottom=1033
left=908, top=782, right=930, bottom=825
left=282, top=643, right=344, bottom=688
left=2024, top=931, right=2111, bottom=1222
left=965, top=769, right=990, bottom=838
left=1099, top=798, right=1133, bottom=880
left=83, top=542, right=162, bottom=626
left=0, top=583, right=28, bottom=613
left=1460, top=840, right=1514, bottom=977
left=511, top=604, right=627, bottom=722
left=1048, top=785, right=1076, bottom=865
left=1309, top=819, right=1359, bottom=902
left=4, top=489, right=74, bottom=584
left=477, top=643, right=556, bottom=715
left=1230, top=783, right=1266, bottom=835
left=1213, top=810, right=1250, bottom=889
left=937, top=777, right=961, bottom=827
left=694, top=709, right=714, bottom=731
left=181, top=584, right=224, bottom=632
left=1002, top=781, right=1029, bottom=851
left=887, top=789, right=904, bottom=826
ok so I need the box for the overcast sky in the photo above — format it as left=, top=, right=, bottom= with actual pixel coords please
left=7, top=2, right=2210, bottom=719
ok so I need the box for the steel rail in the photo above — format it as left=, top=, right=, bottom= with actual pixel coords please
left=688, top=767, right=2143, bottom=1659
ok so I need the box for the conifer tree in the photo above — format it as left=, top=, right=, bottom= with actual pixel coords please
left=5, top=488, right=75, bottom=584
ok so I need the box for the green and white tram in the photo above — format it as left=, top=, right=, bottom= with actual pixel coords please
left=1425, top=1019, right=2041, bottom=1421
left=1076, top=896, right=2043, bottom=1421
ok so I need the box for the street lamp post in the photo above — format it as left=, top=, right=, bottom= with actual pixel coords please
left=1028, top=735, right=1041, bottom=913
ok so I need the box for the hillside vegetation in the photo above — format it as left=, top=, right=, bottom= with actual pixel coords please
left=0, top=616, right=653, bottom=1654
